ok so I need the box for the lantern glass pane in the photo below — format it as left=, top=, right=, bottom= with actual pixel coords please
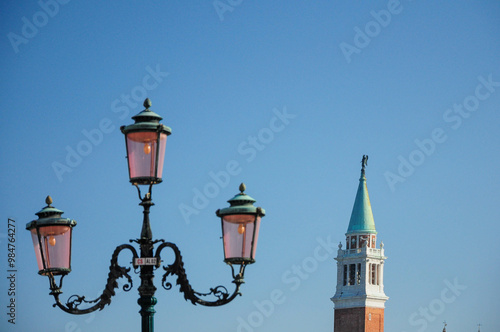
left=126, top=132, right=167, bottom=181
left=30, top=226, right=72, bottom=275
left=157, top=133, right=167, bottom=177
left=222, top=215, right=261, bottom=261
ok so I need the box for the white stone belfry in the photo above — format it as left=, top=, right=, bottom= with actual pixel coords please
left=331, top=157, right=388, bottom=332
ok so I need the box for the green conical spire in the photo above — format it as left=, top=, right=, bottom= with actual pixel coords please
left=346, top=156, right=377, bottom=234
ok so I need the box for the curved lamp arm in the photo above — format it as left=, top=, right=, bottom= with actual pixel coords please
left=154, top=242, right=247, bottom=307
left=49, top=244, right=139, bottom=315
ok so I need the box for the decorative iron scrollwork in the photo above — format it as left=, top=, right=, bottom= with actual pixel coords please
left=49, top=244, right=138, bottom=314
left=155, top=242, right=245, bottom=307
left=44, top=228, right=249, bottom=315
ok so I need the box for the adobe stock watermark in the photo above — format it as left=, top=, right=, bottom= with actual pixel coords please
left=236, top=236, right=336, bottom=332
left=385, top=73, right=500, bottom=192
left=404, top=278, right=467, bottom=332
left=178, top=106, right=296, bottom=224
left=339, top=0, right=404, bottom=64
left=52, top=64, right=169, bottom=182
left=7, top=0, right=71, bottom=54
left=213, top=0, right=243, bottom=21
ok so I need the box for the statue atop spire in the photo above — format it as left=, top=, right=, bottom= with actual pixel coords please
left=361, top=155, right=368, bottom=175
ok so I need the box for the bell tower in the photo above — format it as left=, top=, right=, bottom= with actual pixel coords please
left=331, top=156, right=388, bottom=332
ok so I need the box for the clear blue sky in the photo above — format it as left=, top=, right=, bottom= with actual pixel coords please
left=1, top=1, right=499, bottom=331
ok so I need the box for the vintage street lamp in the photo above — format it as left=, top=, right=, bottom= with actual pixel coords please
left=26, top=196, right=76, bottom=276
left=121, top=98, right=171, bottom=186
left=217, top=183, right=265, bottom=266
left=26, top=99, right=266, bottom=332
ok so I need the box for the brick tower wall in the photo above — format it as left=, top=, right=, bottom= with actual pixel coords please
left=365, top=307, right=384, bottom=332
left=334, top=307, right=384, bottom=332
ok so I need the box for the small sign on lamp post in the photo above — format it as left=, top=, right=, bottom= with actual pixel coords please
left=135, top=257, right=157, bottom=266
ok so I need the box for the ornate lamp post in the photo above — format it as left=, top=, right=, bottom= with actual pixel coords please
left=26, top=99, right=266, bottom=332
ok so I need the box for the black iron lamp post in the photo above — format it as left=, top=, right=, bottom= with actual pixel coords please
left=26, top=99, right=266, bottom=332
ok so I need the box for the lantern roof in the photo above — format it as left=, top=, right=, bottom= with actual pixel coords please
left=120, top=98, right=172, bottom=135
left=26, top=196, right=77, bottom=230
left=217, top=183, right=265, bottom=216
left=132, top=98, right=163, bottom=123
left=35, top=196, right=63, bottom=217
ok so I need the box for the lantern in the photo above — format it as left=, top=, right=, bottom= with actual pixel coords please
left=120, top=98, right=172, bottom=185
left=26, top=196, right=77, bottom=276
left=216, top=183, right=265, bottom=265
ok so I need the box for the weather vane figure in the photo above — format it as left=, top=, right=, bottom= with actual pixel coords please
left=361, top=155, right=368, bottom=174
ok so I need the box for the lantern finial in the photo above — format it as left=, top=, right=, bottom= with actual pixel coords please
left=143, top=98, right=152, bottom=109
left=45, top=195, right=53, bottom=207
left=239, top=183, right=246, bottom=193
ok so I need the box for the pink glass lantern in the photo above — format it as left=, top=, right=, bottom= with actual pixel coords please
left=26, top=196, right=76, bottom=276
left=121, top=98, right=172, bottom=185
left=216, top=184, right=265, bottom=265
